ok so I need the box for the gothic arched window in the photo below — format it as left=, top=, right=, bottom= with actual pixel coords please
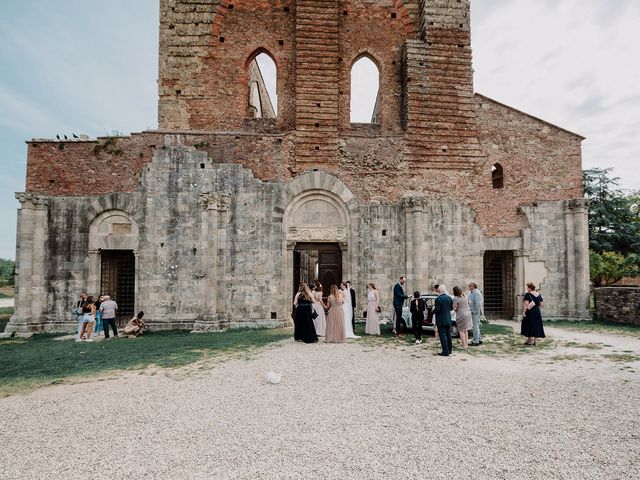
left=350, top=55, right=380, bottom=124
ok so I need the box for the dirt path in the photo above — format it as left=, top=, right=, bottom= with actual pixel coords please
left=1, top=326, right=638, bottom=480
left=0, top=298, right=14, bottom=308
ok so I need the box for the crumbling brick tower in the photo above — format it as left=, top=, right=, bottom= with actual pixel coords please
left=4, top=0, right=590, bottom=337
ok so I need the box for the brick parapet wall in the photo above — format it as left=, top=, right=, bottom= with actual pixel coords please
left=594, top=287, right=640, bottom=325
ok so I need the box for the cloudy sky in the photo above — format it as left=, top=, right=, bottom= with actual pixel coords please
left=0, top=0, right=639, bottom=260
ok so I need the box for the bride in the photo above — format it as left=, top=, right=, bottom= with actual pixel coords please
left=341, top=282, right=360, bottom=339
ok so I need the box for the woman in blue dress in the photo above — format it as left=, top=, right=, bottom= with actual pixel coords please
left=521, top=282, right=545, bottom=345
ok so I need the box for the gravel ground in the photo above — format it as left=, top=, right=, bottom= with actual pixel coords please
left=1, top=326, right=639, bottom=480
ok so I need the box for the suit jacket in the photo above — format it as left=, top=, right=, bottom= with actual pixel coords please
left=393, top=283, right=408, bottom=308
left=434, top=293, right=453, bottom=326
left=350, top=287, right=356, bottom=309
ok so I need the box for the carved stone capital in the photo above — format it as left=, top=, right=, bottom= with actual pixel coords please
left=287, top=227, right=347, bottom=242
left=400, top=196, right=426, bottom=211
left=286, top=240, right=296, bottom=251
left=199, top=192, right=231, bottom=212
left=16, top=192, right=50, bottom=210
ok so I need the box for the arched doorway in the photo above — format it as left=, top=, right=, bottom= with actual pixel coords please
left=278, top=171, right=358, bottom=322
left=88, top=210, right=139, bottom=324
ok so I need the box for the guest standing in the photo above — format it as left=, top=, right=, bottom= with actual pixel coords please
left=434, top=284, right=453, bottom=356
left=293, top=282, right=319, bottom=343
left=365, top=283, right=380, bottom=335
left=325, top=285, right=346, bottom=343
left=452, top=286, right=472, bottom=350
left=77, top=295, right=96, bottom=342
left=312, top=281, right=327, bottom=337
left=392, top=276, right=409, bottom=335
left=468, top=282, right=483, bottom=346
left=74, top=292, right=87, bottom=339
left=521, top=282, right=545, bottom=346
left=100, top=295, right=119, bottom=339
left=93, top=295, right=103, bottom=337
left=410, top=291, right=426, bottom=344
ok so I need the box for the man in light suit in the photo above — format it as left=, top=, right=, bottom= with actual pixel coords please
left=392, top=276, right=409, bottom=335
left=347, top=280, right=356, bottom=332
left=468, top=282, right=484, bottom=346
left=434, top=284, right=453, bottom=356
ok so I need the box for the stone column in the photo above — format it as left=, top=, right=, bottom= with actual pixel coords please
left=563, top=202, right=577, bottom=319
left=2, top=193, right=49, bottom=337
left=192, top=192, right=229, bottom=331
left=571, top=199, right=590, bottom=319
left=402, top=198, right=415, bottom=288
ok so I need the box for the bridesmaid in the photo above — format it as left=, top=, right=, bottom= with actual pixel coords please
left=365, top=282, right=380, bottom=335
left=325, top=284, right=346, bottom=343
left=312, top=281, right=327, bottom=337
left=293, top=282, right=319, bottom=343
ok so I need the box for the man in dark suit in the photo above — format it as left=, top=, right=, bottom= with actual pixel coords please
left=347, top=280, right=356, bottom=332
left=392, top=276, right=409, bottom=335
left=434, top=284, right=453, bottom=356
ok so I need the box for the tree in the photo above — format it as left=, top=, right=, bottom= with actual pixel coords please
left=0, top=259, right=15, bottom=287
left=589, top=251, right=639, bottom=287
left=583, top=168, right=640, bottom=263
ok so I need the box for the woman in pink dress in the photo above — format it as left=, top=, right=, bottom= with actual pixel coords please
left=325, top=284, right=346, bottom=343
left=365, top=282, right=380, bottom=335
left=312, top=281, right=327, bottom=337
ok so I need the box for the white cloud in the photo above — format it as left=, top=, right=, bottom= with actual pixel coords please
left=472, top=0, right=640, bottom=191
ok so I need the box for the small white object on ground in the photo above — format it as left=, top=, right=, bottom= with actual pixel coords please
left=266, top=370, right=282, bottom=384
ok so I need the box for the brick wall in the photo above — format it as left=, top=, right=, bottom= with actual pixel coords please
left=594, top=287, right=640, bottom=325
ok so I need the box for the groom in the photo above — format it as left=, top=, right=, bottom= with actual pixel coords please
left=392, top=276, right=409, bottom=335
left=347, top=280, right=356, bottom=332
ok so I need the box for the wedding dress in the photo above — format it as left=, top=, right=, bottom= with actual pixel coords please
left=341, top=288, right=360, bottom=338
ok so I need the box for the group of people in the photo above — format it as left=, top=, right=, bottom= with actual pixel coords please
left=73, top=292, right=146, bottom=340
left=296, top=275, right=546, bottom=355
left=292, top=280, right=382, bottom=343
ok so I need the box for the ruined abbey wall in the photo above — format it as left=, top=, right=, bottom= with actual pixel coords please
left=4, top=0, right=591, bottom=337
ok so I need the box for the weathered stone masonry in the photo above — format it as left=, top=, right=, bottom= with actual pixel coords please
left=4, top=0, right=591, bottom=336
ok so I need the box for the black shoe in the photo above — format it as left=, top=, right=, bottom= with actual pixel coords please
left=470, top=342, right=480, bottom=347
left=437, top=352, right=450, bottom=356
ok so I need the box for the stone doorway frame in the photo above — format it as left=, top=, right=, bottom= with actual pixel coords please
left=275, top=171, right=359, bottom=324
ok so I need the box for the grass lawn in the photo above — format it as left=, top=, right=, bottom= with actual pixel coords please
left=0, top=327, right=290, bottom=397
left=547, top=319, right=640, bottom=339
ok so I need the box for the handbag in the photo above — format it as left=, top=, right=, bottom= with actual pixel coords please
left=311, top=310, right=318, bottom=319
left=291, top=306, right=297, bottom=320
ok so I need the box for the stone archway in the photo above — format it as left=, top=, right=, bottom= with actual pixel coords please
left=87, top=210, right=140, bottom=321
left=276, top=170, right=358, bottom=323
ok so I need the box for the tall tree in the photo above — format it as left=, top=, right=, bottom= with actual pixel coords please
left=583, top=168, right=640, bottom=261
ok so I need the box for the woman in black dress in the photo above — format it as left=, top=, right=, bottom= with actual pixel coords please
left=293, top=282, right=319, bottom=343
left=521, top=282, right=545, bottom=345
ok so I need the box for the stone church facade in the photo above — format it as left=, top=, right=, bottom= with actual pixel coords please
left=4, top=0, right=590, bottom=336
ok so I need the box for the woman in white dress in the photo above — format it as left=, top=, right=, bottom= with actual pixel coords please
left=365, top=282, right=380, bottom=335
left=341, top=282, right=360, bottom=338
left=311, top=281, right=327, bottom=336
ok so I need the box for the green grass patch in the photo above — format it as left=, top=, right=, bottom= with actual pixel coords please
left=547, top=320, right=640, bottom=338
left=0, top=327, right=289, bottom=397
left=602, top=353, right=640, bottom=363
